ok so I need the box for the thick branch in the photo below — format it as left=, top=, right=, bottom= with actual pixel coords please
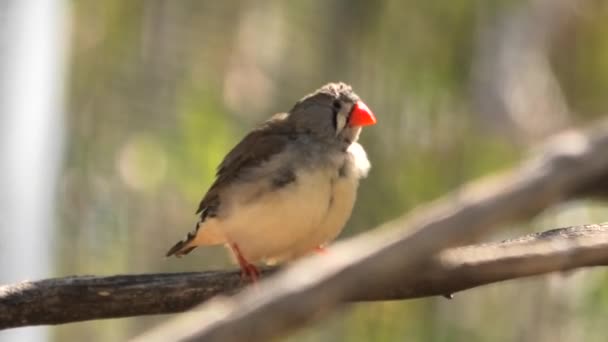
left=1, top=224, right=608, bottom=330
left=133, top=122, right=608, bottom=342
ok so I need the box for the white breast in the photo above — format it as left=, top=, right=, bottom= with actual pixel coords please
left=218, top=142, right=370, bottom=264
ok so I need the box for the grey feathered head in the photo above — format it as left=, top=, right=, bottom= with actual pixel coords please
left=289, top=82, right=375, bottom=147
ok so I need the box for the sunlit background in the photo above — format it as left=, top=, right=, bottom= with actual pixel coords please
left=2, top=0, right=608, bottom=341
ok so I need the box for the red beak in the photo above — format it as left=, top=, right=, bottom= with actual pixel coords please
left=348, top=101, right=377, bottom=127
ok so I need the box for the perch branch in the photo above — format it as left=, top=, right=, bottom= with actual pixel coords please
left=2, top=224, right=608, bottom=330
left=133, top=122, right=608, bottom=342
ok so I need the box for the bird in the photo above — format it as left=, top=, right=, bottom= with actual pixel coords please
left=166, top=82, right=377, bottom=281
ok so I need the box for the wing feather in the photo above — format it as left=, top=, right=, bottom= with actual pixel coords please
left=167, top=114, right=293, bottom=257
left=196, top=113, right=292, bottom=215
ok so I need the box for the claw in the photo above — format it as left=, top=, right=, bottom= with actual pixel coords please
left=230, top=243, right=259, bottom=283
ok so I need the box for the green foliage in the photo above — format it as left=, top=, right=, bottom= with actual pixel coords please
left=170, top=88, right=235, bottom=202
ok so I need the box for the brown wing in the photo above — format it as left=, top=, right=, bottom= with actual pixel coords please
left=166, top=114, right=293, bottom=257
left=195, top=113, right=292, bottom=216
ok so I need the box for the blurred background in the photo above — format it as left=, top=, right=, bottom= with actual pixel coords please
left=1, top=0, right=608, bottom=341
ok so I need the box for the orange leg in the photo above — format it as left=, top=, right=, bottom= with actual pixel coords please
left=315, top=246, right=328, bottom=254
left=230, top=243, right=260, bottom=283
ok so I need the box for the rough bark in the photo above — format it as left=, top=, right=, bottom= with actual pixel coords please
left=0, top=269, right=272, bottom=329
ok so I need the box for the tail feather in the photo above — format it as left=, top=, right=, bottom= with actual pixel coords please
left=166, top=231, right=198, bottom=257
left=166, top=220, right=226, bottom=257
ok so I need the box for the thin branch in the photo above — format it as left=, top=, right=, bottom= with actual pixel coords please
left=361, top=223, right=608, bottom=301
left=1, top=223, right=608, bottom=330
left=0, top=269, right=273, bottom=330
left=133, top=122, right=608, bottom=342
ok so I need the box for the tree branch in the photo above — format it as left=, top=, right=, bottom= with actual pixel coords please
left=1, top=223, right=608, bottom=330
left=0, top=269, right=272, bottom=330
left=361, top=223, right=608, bottom=301
left=132, top=122, right=608, bottom=342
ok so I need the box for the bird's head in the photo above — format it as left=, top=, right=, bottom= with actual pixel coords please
left=289, top=82, right=376, bottom=148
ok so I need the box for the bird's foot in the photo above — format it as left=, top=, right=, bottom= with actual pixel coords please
left=241, top=263, right=260, bottom=283
left=230, top=243, right=260, bottom=283
left=315, top=246, right=328, bottom=255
